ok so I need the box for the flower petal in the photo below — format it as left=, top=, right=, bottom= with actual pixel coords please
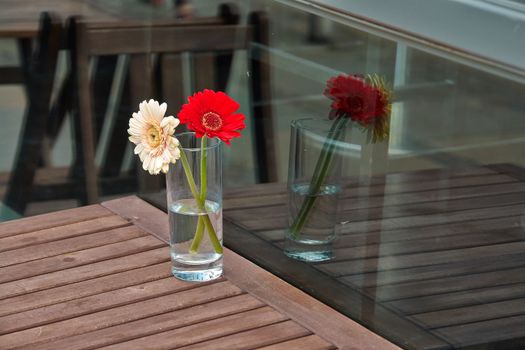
left=134, top=143, right=144, bottom=155
left=171, top=136, right=180, bottom=147
left=177, top=89, right=245, bottom=144
left=142, top=154, right=151, bottom=171
left=160, top=116, right=180, bottom=135
left=139, top=148, right=148, bottom=161
left=159, top=102, right=167, bottom=118
left=154, top=156, right=164, bottom=173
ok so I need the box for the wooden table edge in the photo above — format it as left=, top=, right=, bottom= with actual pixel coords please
left=101, top=195, right=400, bottom=350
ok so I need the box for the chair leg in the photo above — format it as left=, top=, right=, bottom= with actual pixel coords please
left=4, top=39, right=37, bottom=214
left=47, top=73, right=73, bottom=145
left=4, top=14, right=62, bottom=214
left=70, top=18, right=99, bottom=204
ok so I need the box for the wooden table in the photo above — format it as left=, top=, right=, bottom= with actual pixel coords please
left=217, top=164, right=525, bottom=349
left=0, top=196, right=396, bottom=349
left=142, top=163, right=525, bottom=349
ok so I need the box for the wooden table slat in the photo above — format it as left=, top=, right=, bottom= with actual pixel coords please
left=228, top=186, right=525, bottom=224
left=319, top=240, right=525, bottom=278
left=333, top=215, right=523, bottom=248
left=0, top=277, right=204, bottom=335
left=225, top=173, right=518, bottom=215
left=222, top=169, right=509, bottom=215
left=226, top=180, right=525, bottom=215
left=0, top=204, right=112, bottom=238
left=0, top=247, right=169, bottom=300
left=241, top=202, right=525, bottom=233
left=257, top=334, right=336, bottom=350
left=32, top=294, right=265, bottom=350
left=0, top=281, right=243, bottom=349
left=0, top=262, right=171, bottom=317
left=320, top=230, right=523, bottom=264
left=340, top=181, right=525, bottom=211
left=386, top=282, right=525, bottom=315
left=0, top=215, right=130, bottom=253
left=222, top=166, right=498, bottom=199
left=0, top=233, right=165, bottom=284
left=366, top=265, right=525, bottom=301
left=257, top=214, right=524, bottom=248
left=339, top=203, right=525, bottom=236
left=176, top=320, right=310, bottom=350
left=343, top=252, right=525, bottom=288
left=344, top=190, right=525, bottom=223
left=100, top=306, right=289, bottom=350
left=435, top=313, right=525, bottom=347
left=0, top=222, right=142, bottom=267
left=412, top=297, right=525, bottom=329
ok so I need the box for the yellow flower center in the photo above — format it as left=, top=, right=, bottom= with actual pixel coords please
left=201, top=111, right=222, bottom=131
left=146, top=124, right=162, bottom=148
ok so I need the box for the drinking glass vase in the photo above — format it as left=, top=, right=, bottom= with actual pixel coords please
left=166, top=132, right=223, bottom=281
left=284, top=118, right=346, bottom=262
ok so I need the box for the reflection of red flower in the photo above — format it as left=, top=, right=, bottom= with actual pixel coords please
left=178, top=89, right=246, bottom=145
left=324, top=74, right=388, bottom=124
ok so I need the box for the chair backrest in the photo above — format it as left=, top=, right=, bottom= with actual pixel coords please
left=72, top=5, right=275, bottom=204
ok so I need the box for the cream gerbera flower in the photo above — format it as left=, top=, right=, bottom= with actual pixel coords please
left=128, top=99, right=181, bottom=175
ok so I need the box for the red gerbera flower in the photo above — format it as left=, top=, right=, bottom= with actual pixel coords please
left=324, top=74, right=388, bottom=125
left=177, top=89, right=246, bottom=145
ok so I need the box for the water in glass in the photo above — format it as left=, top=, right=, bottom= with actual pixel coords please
left=169, top=198, right=223, bottom=281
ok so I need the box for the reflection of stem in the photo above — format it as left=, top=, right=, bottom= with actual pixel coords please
left=190, top=136, right=208, bottom=254
left=289, top=117, right=348, bottom=238
left=179, top=145, right=222, bottom=254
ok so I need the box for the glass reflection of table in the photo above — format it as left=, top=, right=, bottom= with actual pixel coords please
left=144, top=163, right=525, bottom=349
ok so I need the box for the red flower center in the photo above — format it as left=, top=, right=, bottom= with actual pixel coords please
left=201, top=111, right=223, bottom=131
left=346, top=96, right=364, bottom=114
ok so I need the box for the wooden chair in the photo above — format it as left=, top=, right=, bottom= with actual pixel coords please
left=72, top=4, right=276, bottom=205
left=2, top=12, right=123, bottom=215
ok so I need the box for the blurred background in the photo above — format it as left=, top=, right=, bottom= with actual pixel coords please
left=0, top=0, right=524, bottom=218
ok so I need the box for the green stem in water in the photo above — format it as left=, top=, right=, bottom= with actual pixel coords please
left=190, top=218, right=204, bottom=253
left=179, top=145, right=223, bottom=254
left=289, top=117, right=348, bottom=238
left=189, top=136, right=209, bottom=254
left=200, top=136, right=208, bottom=202
left=179, top=146, right=200, bottom=200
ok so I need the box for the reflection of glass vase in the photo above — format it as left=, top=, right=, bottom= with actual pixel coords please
left=166, top=132, right=223, bottom=281
left=284, top=118, right=347, bottom=262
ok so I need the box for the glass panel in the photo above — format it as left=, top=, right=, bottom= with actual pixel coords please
left=201, top=1, right=525, bottom=349
left=1, top=1, right=525, bottom=349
